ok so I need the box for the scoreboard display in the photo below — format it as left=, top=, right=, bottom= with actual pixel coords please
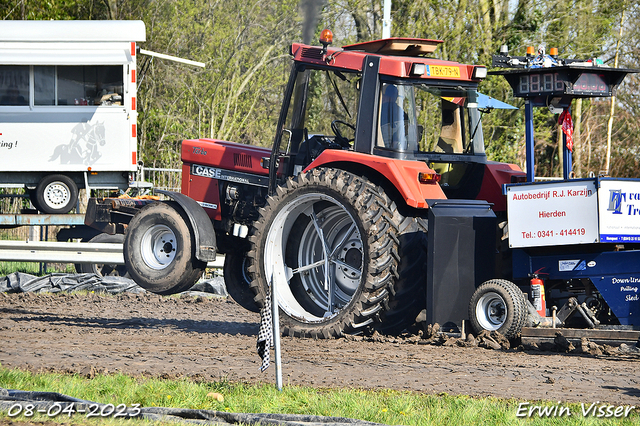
left=572, top=72, right=609, bottom=95
left=492, top=65, right=631, bottom=99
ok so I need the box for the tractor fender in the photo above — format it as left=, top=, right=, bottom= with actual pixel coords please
left=303, top=150, right=446, bottom=209
left=155, top=190, right=216, bottom=262
left=477, top=162, right=525, bottom=212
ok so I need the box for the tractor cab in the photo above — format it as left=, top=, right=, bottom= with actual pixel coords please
left=268, top=32, right=518, bottom=206
left=374, top=81, right=485, bottom=188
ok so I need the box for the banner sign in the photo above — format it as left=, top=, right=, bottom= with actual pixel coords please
left=598, top=180, right=640, bottom=243
left=507, top=180, right=599, bottom=248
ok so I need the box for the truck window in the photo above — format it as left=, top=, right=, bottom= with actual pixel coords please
left=35, top=65, right=124, bottom=106
left=34, top=66, right=55, bottom=105
left=0, top=66, right=29, bottom=106
left=2, top=65, right=124, bottom=107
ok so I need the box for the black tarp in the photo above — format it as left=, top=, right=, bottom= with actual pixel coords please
left=0, top=272, right=227, bottom=296
left=0, top=388, right=389, bottom=426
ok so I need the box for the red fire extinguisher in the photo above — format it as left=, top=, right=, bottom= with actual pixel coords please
left=530, top=274, right=546, bottom=317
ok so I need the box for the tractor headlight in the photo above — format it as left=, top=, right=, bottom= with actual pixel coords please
left=411, top=63, right=426, bottom=76
left=472, top=66, right=487, bottom=79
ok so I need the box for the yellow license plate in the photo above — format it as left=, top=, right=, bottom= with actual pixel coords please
left=428, top=65, right=461, bottom=78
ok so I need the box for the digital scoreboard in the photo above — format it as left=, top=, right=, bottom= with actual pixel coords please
left=491, top=64, right=634, bottom=100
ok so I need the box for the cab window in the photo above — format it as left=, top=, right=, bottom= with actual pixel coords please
left=280, top=67, right=360, bottom=154
left=376, top=82, right=474, bottom=154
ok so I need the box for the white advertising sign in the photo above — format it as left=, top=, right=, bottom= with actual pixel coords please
left=507, top=180, right=599, bottom=248
left=598, top=179, right=640, bottom=243
left=1, top=110, right=131, bottom=172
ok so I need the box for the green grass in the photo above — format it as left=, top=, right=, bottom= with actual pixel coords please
left=0, top=261, right=76, bottom=277
left=0, top=366, right=637, bottom=425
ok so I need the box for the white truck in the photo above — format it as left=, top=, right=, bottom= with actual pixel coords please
left=0, top=20, right=145, bottom=214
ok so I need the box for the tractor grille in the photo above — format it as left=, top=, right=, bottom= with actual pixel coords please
left=233, top=153, right=252, bottom=168
left=300, top=47, right=323, bottom=60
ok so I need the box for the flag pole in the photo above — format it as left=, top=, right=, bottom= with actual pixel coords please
left=382, top=0, right=392, bottom=38
left=271, top=274, right=283, bottom=391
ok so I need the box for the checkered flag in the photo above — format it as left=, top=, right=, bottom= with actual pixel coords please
left=256, top=283, right=272, bottom=372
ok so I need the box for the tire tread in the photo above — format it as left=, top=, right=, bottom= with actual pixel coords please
left=468, top=279, right=527, bottom=338
left=247, top=168, right=399, bottom=338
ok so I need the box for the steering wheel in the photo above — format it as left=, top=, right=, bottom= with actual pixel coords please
left=331, top=120, right=355, bottom=148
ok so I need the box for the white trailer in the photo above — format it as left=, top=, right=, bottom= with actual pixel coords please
left=0, top=20, right=145, bottom=213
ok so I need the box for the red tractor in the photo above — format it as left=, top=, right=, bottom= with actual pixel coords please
left=87, top=31, right=525, bottom=338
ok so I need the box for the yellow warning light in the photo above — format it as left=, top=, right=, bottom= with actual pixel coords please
left=320, top=29, right=333, bottom=45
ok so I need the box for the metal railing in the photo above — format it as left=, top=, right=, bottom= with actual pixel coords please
left=0, top=165, right=195, bottom=274
left=138, top=166, right=182, bottom=192
left=0, top=238, right=225, bottom=268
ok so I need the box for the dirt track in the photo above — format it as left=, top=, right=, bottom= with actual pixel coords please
left=1, top=291, right=640, bottom=405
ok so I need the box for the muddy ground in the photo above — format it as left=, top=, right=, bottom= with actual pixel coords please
left=1, top=291, right=639, bottom=405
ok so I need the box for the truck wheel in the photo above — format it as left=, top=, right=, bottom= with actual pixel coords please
left=35, top=174, right=78, bottom=214
left=75, top=233, right=129, bottom=278
left=375, top=214, right=428, bottom=335
left=224, top=250, right=261, bottom=313
left=124, top=201, right=206, bottom=295
left=248, top=168, right=397, bottom=338
left=469, top=279, right=527, bottom=338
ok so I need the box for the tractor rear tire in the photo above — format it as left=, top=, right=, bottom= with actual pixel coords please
left=248, top=168, right=397, bottom=338
left=224, top=250, right=261, bottom=313
left=124, top=201, right=205, bottom=295
left=375, top=213, right=428, bottom=335
left=468, top=279, right=527, bottom=338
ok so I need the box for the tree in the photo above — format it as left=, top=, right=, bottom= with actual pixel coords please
left=1, top=0, right=110, bottom=20
left=119, top=0, right=300, bottom=167
left=8, top=0, right=639, bottom=177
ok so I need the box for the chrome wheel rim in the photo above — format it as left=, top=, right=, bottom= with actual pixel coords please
left=476, top=291, right=507, bottom=331
left=140, top=224, right=177, bottom=270
left=43, top=182, right=71, bottom=210
left=264, top=193, right=364, bottom=322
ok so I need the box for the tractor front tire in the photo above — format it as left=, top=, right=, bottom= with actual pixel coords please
left=468, top=279, right=527, bottom=338
left=248, top=168, right=397, bottom=338
left=124, top=202, right=205, bottom=295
